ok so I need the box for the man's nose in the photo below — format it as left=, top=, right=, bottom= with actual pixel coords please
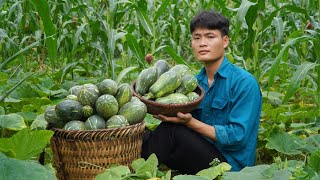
left=199, top=38, right=207, bottom=47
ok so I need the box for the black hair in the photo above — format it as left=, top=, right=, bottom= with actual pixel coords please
left=190, top=10, right=229, bottom=36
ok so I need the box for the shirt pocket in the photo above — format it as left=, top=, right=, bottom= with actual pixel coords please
left=211, top=98, right=229, bottom=123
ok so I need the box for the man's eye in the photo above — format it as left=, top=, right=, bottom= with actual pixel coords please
left=208, top=36, right=215, bottom=39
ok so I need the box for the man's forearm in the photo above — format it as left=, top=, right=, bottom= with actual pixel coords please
left=185, top=118, right=217, bottom=141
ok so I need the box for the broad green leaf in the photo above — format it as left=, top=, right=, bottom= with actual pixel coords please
left=265, top=130, right=305, bottom=155
left=306, top=135, right=320, bottom=148
left=95, top=165, right=130, bottom=180
left=22, top=97, right=53, bottom=108
left=134, top=5, right=154, bottom=36
left=271, top=169, right=291, bottom=180
left=308, top=150, right=320, bottom=172
left=173, top=175, right=210, bottom=180
left=196, top=162, right=231, bottom=179
left=283, top=62, right=316, bottom=103
left=0, top=113, right=27, bottom=130
left=125, top=33, right=145, bottom=67
left=0, top=128, right=53, bottom=160
left=131, top=158, right=146, bottom=172
left=222, top=165, right=270, bottom=180
left=144, top=114, right=161, bottom=131
left=0, top=153, right=56, bottom=180
left=115, top=66, right=139, bottom=84
left=134, top=153, right=158, bottom=178
left=16, top=112, right=37, bottom=123
left=30, top=114, right=48, bottom=130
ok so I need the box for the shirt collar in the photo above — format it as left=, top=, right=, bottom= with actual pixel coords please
left=197, top=56, right=230, bottom=83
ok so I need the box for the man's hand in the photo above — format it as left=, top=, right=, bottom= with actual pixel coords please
left=155, top=112, right=217, bottom=141
left=153, top=112, right=193, bottom=125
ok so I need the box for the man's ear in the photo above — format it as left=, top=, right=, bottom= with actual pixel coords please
left=223, top=35, right=229, bottom=49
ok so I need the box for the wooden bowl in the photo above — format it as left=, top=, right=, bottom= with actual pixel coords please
left=131, top=81, right=204, bottom=117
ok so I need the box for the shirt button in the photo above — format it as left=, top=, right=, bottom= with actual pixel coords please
left=206, top=93, right=210, bottom=95
left=205, top=114, right=209, bottom=117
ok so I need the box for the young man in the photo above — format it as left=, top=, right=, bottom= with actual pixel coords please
left=141, top=10, right=262, bottom=174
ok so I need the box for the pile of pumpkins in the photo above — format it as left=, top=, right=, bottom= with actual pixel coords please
left=44, top=79, right=147, bottom=131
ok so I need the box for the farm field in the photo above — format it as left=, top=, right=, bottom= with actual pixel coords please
left=0, top=0, right=319, bottom=179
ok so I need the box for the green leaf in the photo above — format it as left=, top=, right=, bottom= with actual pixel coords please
left=134, top=5, right=154, bottom=36
left=162, top=170, right=171, bottom=180
left=134, top=153, right=158, bottom=178
left=164, top=46, right=190, bottom=67
left=0, top=153, right=56, bottom=180
left=72, top=23, right=87, bottom=51
left=173, top=175, right=210, bottom=180
left=271, top=169, right=292, bottom=180
left=262, top=5, right=309, bottom=33
left=0, top=0, right=6, bottom=9
left=154, top=0, right=171, bottom=22
left=29, top=0, right=57, bottom=67
left=265, top=130, right=305, bottom=155
left=267, top=35, right=314, bottom=92
left=16, top=112, right=37, bottom=123
left=30, top=114, right=48, bottom=130
left=0, top=42, right=39, bottom=70
left=283, top=62, right=316, bottom=103
left=0, top=106, right=5, bottom=115
left=222, top=165, right=270, bottom=180
left=115, top=66, right=139, bottom=84
left=233, top=0, right=256, bottom=40
left=95, top=165, right=130, bottom=180
left=0, top=113, right=27, bottom=130
left=0, top=128, right=53, bottom=160
left=0, top=72, right=8, bottom=86
left=125, top=33, right=145, bottom=67
left=273, top=17, right=284, bottom=44
left=196, top=162, right=231, bottom=179
left=308, top=150, right=320, bottom=172
left=131, top=158, right=146, bottom=172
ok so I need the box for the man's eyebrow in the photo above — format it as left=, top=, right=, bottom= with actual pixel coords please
left=192, top=32, right=216, bottom=36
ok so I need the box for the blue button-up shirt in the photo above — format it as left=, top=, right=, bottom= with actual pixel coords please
left=191, top=56, right=262, bottom=171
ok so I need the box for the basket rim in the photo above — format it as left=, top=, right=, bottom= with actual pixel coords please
left=51, top=121, right=145, bottom=133
left=131, top=81, right=205, bottom=108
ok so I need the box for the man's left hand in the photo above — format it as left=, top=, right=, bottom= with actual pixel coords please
left=153, top=112, right=193, bottom=125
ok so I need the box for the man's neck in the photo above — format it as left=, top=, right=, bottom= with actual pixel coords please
left=204, top=56, right=224, bottom=84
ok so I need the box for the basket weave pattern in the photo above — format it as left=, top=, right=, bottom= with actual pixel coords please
left=50, top=122, right=145, bottom=180
left=132, top=82, right=204, bottom=117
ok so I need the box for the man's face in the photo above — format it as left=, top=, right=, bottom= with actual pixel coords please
left=191, top=28, right=229, bottom=63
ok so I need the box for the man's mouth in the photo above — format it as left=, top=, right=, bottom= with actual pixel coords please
left=199, top=50, right=210, bottom=54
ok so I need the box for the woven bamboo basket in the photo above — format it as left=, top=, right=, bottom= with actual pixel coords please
left=50, top=121, right=145, bottom=180
left=132, top=82, right=205, bottom=117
